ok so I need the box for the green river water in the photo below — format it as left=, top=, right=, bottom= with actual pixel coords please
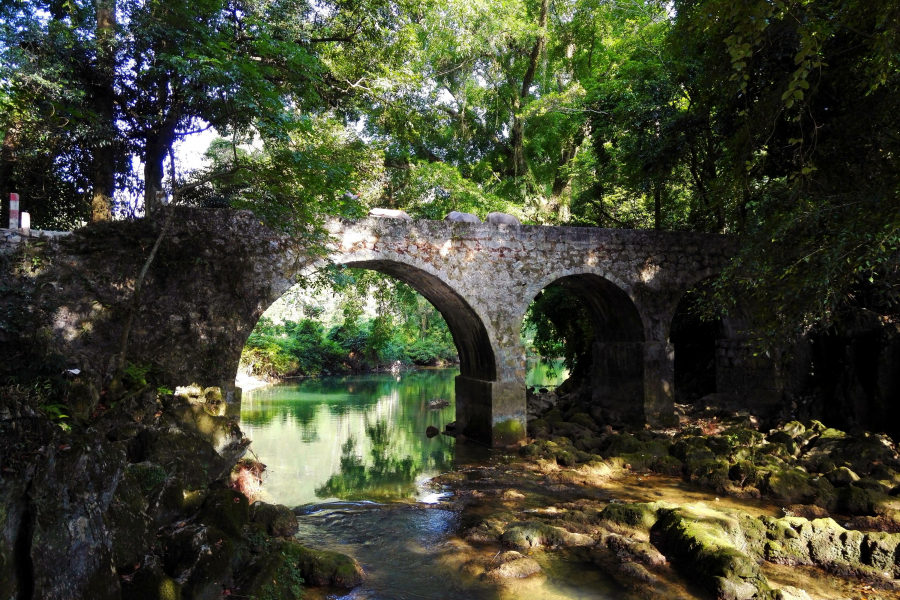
left=239, top=365, right=638, bottom=600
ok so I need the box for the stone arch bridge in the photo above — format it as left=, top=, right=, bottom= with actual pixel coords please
left=2, top=209, right=739, bottom=446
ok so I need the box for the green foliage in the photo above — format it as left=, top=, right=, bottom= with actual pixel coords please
left=3, top=0, right=897, bottom=350
left=523, top=285, right=593, bottom=381
left=240, top=269, right=457, bottom=378
left=123, top=363, right=151, bottom=389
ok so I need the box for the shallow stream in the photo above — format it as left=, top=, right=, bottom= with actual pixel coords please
left=240, top=368, right=875, bottom=600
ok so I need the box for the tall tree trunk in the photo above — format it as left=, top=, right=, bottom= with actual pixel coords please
left=509, top=0, right=549, bottom=178
left=91, top=0, right=117, bottom=222
left=143, top=119, right=177, bottom=216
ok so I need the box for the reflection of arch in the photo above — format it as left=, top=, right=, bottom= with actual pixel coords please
left=338, top=260, right=497, bottom=381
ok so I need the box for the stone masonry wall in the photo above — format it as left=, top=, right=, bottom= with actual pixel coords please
left=0, top=208, right=736, bottom=444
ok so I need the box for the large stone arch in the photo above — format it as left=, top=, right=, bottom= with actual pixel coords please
left=326, top=257, right=498, bottom=382
left=0, top=209, right=739, bottom=446
left=256, top=252, right=513, bottom=446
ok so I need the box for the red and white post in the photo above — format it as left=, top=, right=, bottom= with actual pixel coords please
left=8, top=193, right=19, bottom=229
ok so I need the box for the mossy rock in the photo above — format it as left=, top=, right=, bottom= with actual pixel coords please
left=544, top=410, right=565, bottom=426
left=705, top=436, right=734, bottom=457
left=670, top=437, right=713, bottom=463
left=195, top=487, right=250, bottom=539
left=250, top=502, right=299, bottom=537
left=568, top=412, right=597, bottom=431
left=642, top=439, right=673, bottom=457
left=528, top=419, right=549, bottom=437
left=767, top=431, right=798, bottom=455
left=863, top=531, right=900, bottom=572
left=575, top=436, right=606, bottom=452
left=465, top=518, right=506, bottom=544
left=574, top=450, right=593, bottom=463
left=728, top=461, right=761, bottom=488
left=870, top=464, right=900, bottom=485
left=123, top=556, right=182, bottom=600
left=818, top=433, right=896, bottom=473
left=721, top=427, right=765, bottom=448
left=598, top=503, right=658, bottom=531
left=761, top=442, right=793, bottom=458
left=806, top=420, right=827, bottom=435
left=836, top=484, right=888, bottom=515
left=603, top=433, right=645, bottom=457
left=234, top=540, right=306, bottom=600
left=520, top=443, right=540, bottom=457
left=765, top=468, right=817, bottom=504
left=818, top=428, right=846, bottom=440
left=687, top=458, right=731, bottom=491
left=554, top=450, right=577, bottom=467
left=619, top=452, right=655, bottom=471
left=500, top=521, right=592, bottom=550
left=655, top=507, right=770, bottom=598
left=781, top=421, right=807, bottom=439
left=825, top=467, right=859, bottom=487
left=852, top=477, right=887, bottom=492
left=652, top=455, right=683, bottom=476
left=288, top=542, right=364, bottom=587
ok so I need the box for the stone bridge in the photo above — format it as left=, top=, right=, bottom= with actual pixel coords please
left=1, top=209, right=737, bottom=446
left=310, top=218, right=733, bottom=444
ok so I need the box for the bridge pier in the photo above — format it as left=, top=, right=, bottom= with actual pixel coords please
left=455, top=376, right=527, bottom=446
left=592, top=341, right=676, bottom=427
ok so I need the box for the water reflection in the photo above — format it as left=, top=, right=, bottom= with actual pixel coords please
left=525, top=358, right=568, bottom=389
left=241, top=369, right=458, bottom=506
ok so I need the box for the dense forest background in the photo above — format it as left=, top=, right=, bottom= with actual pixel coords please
left=1, top=0, right=898, bottom=375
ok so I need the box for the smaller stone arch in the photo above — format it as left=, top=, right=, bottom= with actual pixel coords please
left=669, top=280, right=784, bottom=416
left=522, top=271, right=674, bottom=425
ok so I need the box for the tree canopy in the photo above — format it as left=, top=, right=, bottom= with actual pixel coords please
left=2, top=0, right=898, bottom=344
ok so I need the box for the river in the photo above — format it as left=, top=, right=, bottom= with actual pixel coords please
left=239, top=366, right=865, bottom=600
left=239, top=365, right=635, bottom=600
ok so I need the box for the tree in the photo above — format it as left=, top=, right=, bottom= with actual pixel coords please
left=669, top=0, right=900, bottom=344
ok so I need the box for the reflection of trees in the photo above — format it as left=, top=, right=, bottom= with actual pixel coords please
left=316, top=419, right=452, bottom=501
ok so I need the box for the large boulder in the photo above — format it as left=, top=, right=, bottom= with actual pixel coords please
left=249, top=501, right=299, bottom=538
left=444, top=211, right=481, bottom=223
left=368, top=208, right=412, bottom=220
left=486, top=212, right=521, bottom=225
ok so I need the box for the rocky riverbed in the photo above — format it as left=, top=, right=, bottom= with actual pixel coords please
left=418, top=385, right=900, bottom=600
